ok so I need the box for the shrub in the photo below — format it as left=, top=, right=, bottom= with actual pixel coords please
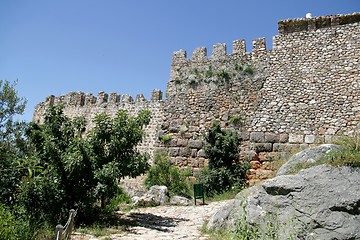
left=235, top=63, right=243, bottom=71
left=244, top=66, right=254, bottom=75
left=216, top=70, right=230, bottom=81
left=198, top=121, right=249, bottom=197
left=325, top=135, right=360, bottom=167
left=145, top=153, right=190, bottom=195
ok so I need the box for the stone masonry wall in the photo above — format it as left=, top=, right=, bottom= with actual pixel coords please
left=33, top=89, right=164, bottom=162
left=33, top=12, right=360, bottom=184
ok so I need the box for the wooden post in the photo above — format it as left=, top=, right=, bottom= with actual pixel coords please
left=55, top=224, right=63, bottom=240
left=65, top=209, right=76, bottom=240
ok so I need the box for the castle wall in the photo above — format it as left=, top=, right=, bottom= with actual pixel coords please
left=33, top=90, right=164, bottom=162
left=160, top=12, right=360, bottom=183
left=33, top=12, right=360, bottom=184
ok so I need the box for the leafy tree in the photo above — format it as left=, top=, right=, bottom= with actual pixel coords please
left=198, top=121, right=249, bottom=196
left=0, top=80, right=27, bottom=205
left=21, top=106, right=92, bottom=225
left=22, top=106, right=151, bottom=225
left=88, top=109, right=151, bottom=208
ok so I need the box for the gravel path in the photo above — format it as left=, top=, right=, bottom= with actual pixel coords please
left=73, top=200, right=230, bottom=240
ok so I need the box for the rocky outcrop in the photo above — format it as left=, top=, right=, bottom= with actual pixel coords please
left=276, top=144, right=339, bottom=176
left=208, top=165, right=360, bottom=239
left=133, top=185, right=169, bottom=207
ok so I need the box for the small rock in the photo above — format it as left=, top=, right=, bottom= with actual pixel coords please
left=170, top=195, right=192, bottom=206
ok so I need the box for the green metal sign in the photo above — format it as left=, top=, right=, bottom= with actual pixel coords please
left=194, top=183, right=204, bottom=205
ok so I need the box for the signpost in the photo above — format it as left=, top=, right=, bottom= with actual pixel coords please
left=194, top=183, right=205, bottom=205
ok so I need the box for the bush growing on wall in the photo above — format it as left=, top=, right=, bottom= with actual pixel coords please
left=197, top=121, right=249, bottom=196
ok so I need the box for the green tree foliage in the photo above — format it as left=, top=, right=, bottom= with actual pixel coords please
left=144, top=152, right=190, bottom=195
left=198, top=121, right=249, bottom=196
left=21, top=106, right=151, bottom=225
left=87, top=109, right=151, bottom=208
left=22, top=106, right=92, bottom=225
left=0, top=80, right=27, bottom=205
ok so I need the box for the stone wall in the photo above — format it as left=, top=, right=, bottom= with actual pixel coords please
left=33, top=12, right=360, bottom=184
left=33, top=89, right=164, bottom=162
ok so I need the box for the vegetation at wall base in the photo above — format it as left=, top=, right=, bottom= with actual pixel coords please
left=145, top=152, right=191, bottom=196
left=197, top=121, right=249, bottom=197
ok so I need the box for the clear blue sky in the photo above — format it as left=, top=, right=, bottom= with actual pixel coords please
left=0, top=1, right=359, bottom=122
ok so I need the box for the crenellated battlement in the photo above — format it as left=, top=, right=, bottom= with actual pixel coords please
left=172, top=38, right=267, bottom=65
left=278, top=12, right=360, bottom=35
left=40, top=89, right=163, bottom=109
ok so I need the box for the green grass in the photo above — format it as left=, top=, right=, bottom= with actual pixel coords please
left=76, top=224, right=127, bottom=237
left=288, top=135, right=360, bottom=175
left=204, top=188, right=239, bottom=203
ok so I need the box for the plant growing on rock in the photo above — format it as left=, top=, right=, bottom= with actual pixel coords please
left=244, top=66, right=254, bottom=75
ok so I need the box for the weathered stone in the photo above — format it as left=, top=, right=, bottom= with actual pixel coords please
left=175, top=157, right=187, bottom=166
left=176, top=139, right=188, bottom=147
left=179, top=147, right=191, bottom=157
left=279, top=133, right=289, bottom=143
left=168, top=147, right=179, bottom=157
left=32, top=13, right=360, bottom=187
left=188, top=140, right=203, bottom=149
left=250, top=132, right=265, bottom=143
left=250, top=160, right=261, bottom=169
left=208, top=165, right=360, bottom=240
left=288, top=134, right=304, bottom=143
left=191, top=149, right=197, bottom=158
left=169, top=195, right=192, bottom=206
left=197, top=149, right=206, bottom=158
left=264, top=132, right=279, bottom=143
left=239, top=132, right=250, bottom=141
left=254, top=143, right=273, bottom=153
left=134, top=185, right=169, bottom=207
left=276, top=144, right=339, bottom=176
left=304, top=134, right=315, bottom=144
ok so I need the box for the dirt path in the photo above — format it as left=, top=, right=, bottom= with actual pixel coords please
left=73, top=200, right=230, bottom=240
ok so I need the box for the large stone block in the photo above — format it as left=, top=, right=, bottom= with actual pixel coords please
left=250, top=132, right=265, bottom=143
left=279, top=133, right=289, bottom=143
left=254, top=143, right=273, bottom=153
left=264, top=132, right=279, bottom=143
left=288, top=134, right=304, bottom=143
left=304, top=135, right=315, bottom=144
left=188, top=140, right=203, bottom=149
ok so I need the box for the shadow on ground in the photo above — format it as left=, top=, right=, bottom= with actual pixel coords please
left=125, top=212, right=189, bottom=232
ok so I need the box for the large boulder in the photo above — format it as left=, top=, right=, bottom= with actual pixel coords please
left=133, top=185, right=169, bottom=207
left=208, top=165, right=360, bottom=239
left=276, top=144, right=339, bottom=176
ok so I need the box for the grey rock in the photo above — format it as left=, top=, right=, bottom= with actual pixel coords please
left=264, top=132, right=279, bottom=143
left=188, top=140, right=203, bottom=149
left=250, top=132, right=265, bottom=143
left=208, top=165, right=360, bottom=240
left=170, top=195, right=192, bottom=206
left=254, top=143, right=273, bottom=153
left=276, top=144, right=339, bottom=176
left=134, top=185, right=169, bottom=207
